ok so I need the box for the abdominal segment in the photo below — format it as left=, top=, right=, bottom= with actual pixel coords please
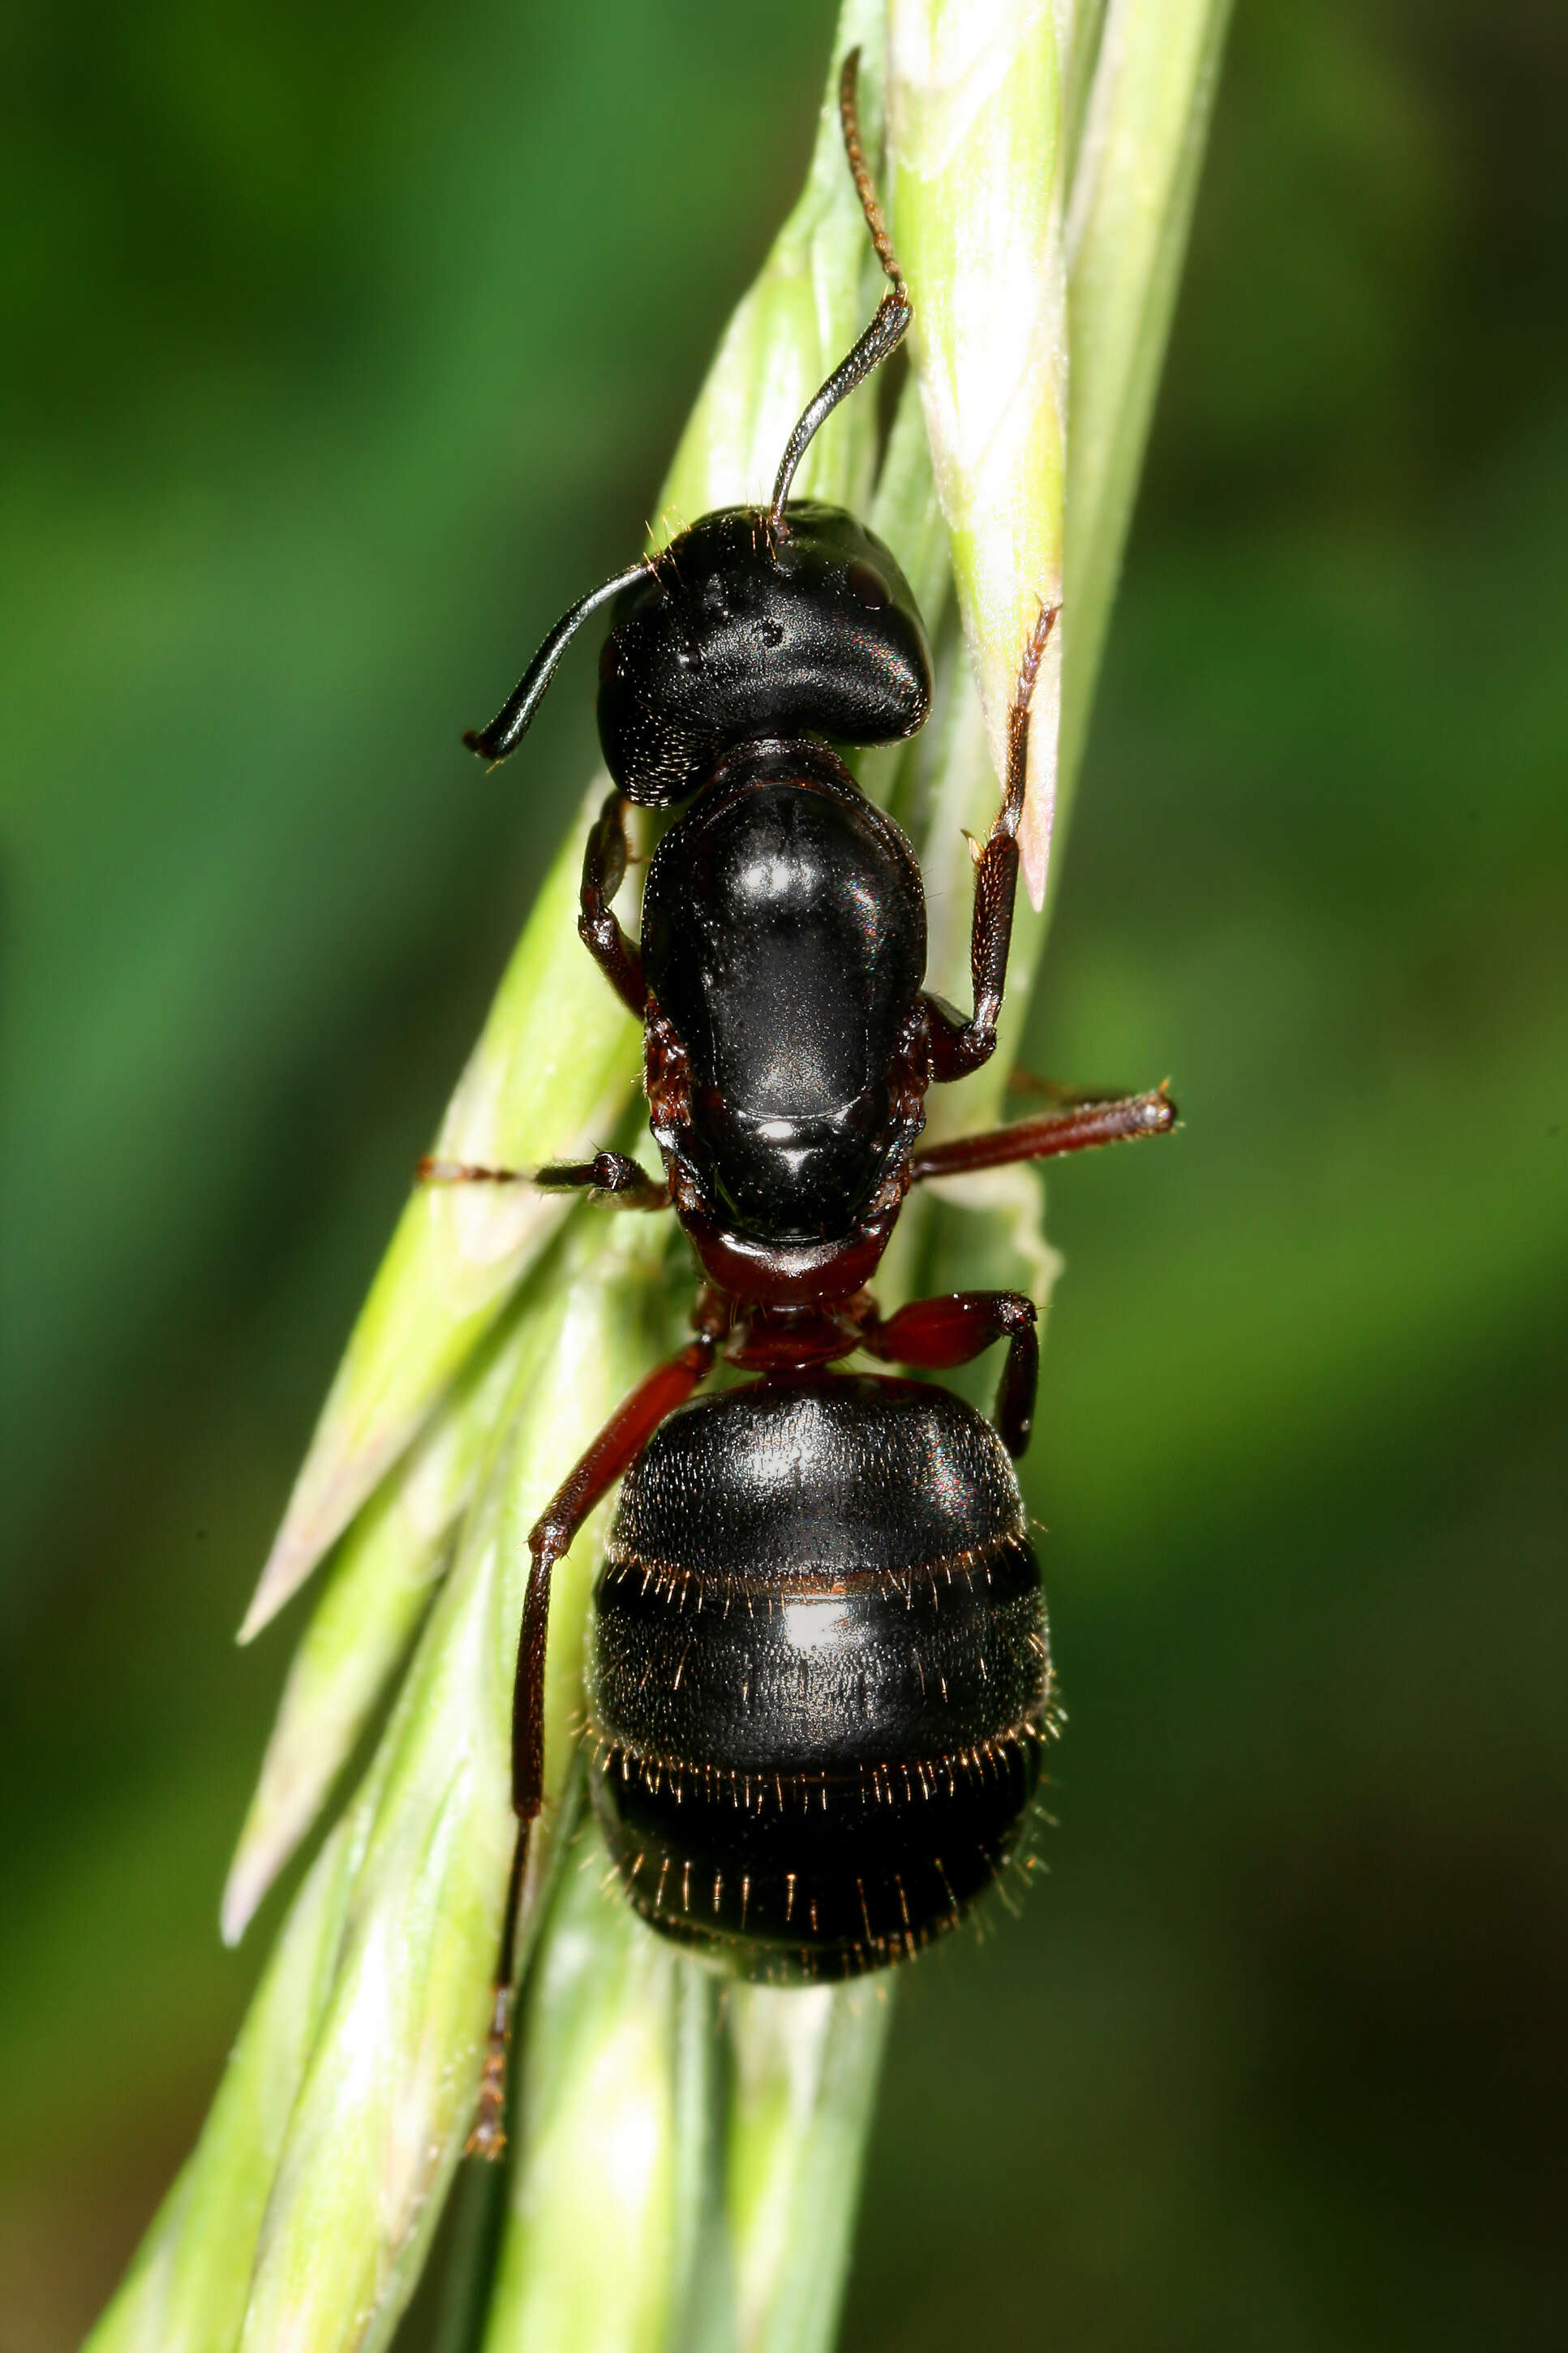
left=586, top=1527, right=1052, bottom=1981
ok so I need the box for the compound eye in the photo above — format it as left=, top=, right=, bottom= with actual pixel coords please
left=847, top=560, right=888, bottom=612
left=599, top=634, right=621, bottom=686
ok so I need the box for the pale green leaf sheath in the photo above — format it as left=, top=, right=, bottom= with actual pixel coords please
left=480, top=1819, right=686, bottom=2353
left=888, top=0, right=1070, bottom=913
left=241, top=825, right=645, bottom=1639
left=222, top=1297, right=557, bottom=1943
left=88, top=2, right=1232, bottom=2349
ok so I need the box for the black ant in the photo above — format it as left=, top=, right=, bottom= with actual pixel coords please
left=431, top=54, right=1175, bottom=2157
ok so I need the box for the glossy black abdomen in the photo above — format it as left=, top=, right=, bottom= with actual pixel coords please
left=586, top=1375, right=1053, bottom=1981
left=639, top=746, right=926, bottom=1241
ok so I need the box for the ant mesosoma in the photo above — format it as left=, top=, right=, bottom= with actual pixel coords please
left=432, top=54, right=1175, bottom=2155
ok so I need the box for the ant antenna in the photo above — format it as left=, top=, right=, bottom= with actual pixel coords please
left=464, top=559, right=649, bottom=764
left=837, top=46, right=904, bottom=295
left=768, top=49, right=913, bottom=532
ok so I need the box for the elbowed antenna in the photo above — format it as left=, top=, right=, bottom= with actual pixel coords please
left=464, top=560, right=649, bottom=764
left=838, top=45, right=905, bottom=295
left=767, top=292, right=912, bottom=530
left=768, top=49, right=913, bottom=531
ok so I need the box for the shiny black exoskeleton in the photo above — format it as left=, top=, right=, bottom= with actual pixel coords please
left=587, top=1377, right=1049, bottom=1981
left=441, top=53, right=1175, bottom=2152
left=640, top=738, right=927, bottom=1244
left=467, top=493, right=939, bottom=1288
left=597, top=504, right=931, bottom=807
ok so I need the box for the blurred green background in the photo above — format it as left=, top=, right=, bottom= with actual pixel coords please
left=2, top=0, right=1565, bottom=2346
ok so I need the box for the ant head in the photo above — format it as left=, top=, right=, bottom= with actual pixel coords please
left=595, top=504, right=932, bottom=807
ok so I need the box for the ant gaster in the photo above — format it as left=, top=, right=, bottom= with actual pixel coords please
left=431, top=54, right=1175, bottom=2157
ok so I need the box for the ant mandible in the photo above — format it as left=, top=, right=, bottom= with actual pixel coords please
left=429, top=54, right=1175, bottom=2157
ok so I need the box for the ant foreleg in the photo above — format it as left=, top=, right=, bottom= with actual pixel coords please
left=466, top=1333, right=716, bottom=2161
left=417, top=1148, right=668, bottom=1211
left=864, top=1292, right=1038, bottom=1460
left=925, top=604, right=1059, bottom=1082
left=579, top=788, right=647, bottom=1017
left=909, top=1083, right=1176, bottom=1185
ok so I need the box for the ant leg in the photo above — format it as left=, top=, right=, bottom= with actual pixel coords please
left=515, top=1335, right=718, bottom=1817
left=865, top=1293, right=1038, bottom=1460
left=579, top=788, right=647, bottom=1017
left=924, top=605, right=1059, bottom=1082
left=468, top=1823, right=530, bottom=2163
left=768, top=50, right=912, bottom=527
left=909, top=1084, right=1177, bottom=1185
left=467, top=1332, right=716, bottom=2160
left=535, top=1155, right=668, bottom=1207
left=418, top=1149, right=669, bottom=1211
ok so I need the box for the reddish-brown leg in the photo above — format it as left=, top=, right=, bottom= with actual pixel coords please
left=865, top=1292, right=1038, bottom=1459
left=579, top=788, right=646, bottom=1017
left=419, top=1148, right=668, bottom=1210
left=925, top=604, right=1058, bottom=1083
left=466, top=1333, right=715, bottom=2160
left=909, top=1083, right=1176, bottom=1186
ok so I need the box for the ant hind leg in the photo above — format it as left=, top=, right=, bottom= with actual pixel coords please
left=466, top=1333, right=716, bottom=2159
left=865, top=1292, right=1039, bottom=1460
